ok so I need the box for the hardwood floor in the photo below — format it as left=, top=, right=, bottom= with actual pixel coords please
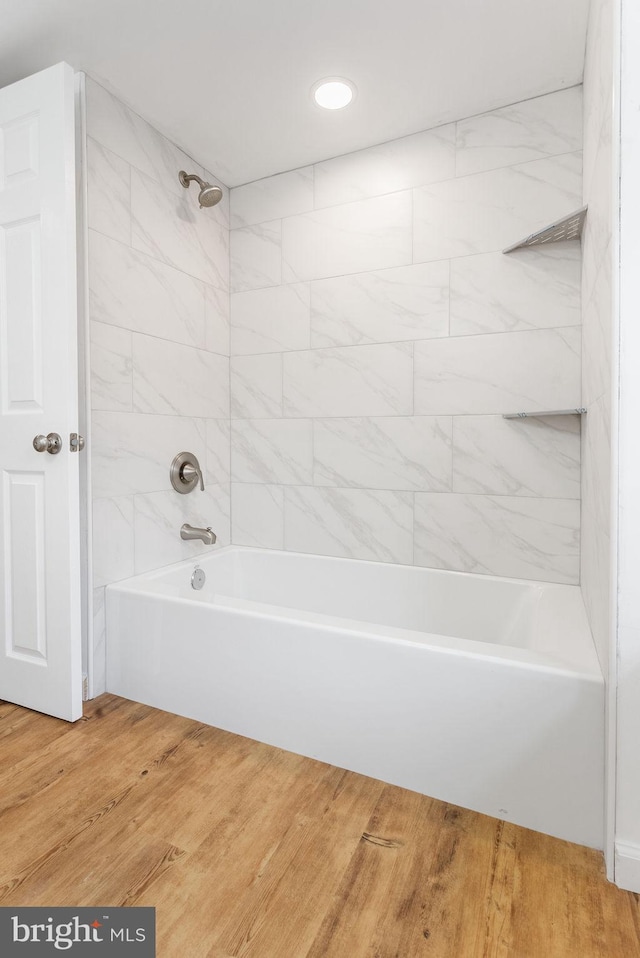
left=1, top=694, right=638, bottom=957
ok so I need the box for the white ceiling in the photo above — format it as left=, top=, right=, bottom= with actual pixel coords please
left=0, top=0, right=590, bottom=187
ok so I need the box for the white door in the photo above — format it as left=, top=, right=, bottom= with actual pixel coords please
left=0, top=62, right=82, bottom=721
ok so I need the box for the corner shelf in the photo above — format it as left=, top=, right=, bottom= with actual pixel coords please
left=503, top=408, right=587, bottom=420
left=503, top=206, right=588, bottom=253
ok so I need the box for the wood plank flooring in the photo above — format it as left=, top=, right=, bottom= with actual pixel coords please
left=1, top=694, right=639, bottom=957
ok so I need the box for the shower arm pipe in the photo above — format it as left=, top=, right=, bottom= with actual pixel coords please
left=178, top=171, right=207, bottom=190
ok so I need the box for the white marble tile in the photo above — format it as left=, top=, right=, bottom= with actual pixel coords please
left=231, top=167, right=314, bottom=228
left=92, top=496, right=135, bottom=587
left=90, top=322, right=132, bottom=412
left=230, top=220, right=282, bottom=292
left=230, top=353, right=283, bottom=418
left=450, top=245, right=581, bottom=335
left=86, top=77, right=229, bottom=227
left=582, top=131, right=613, bottom=295
left=586, top=129, right=613, bottom=263
left=314, top=125, right=456, bottom=207
left=91, top=412, right=207, bottom=498
left=205, top=285, right=230, bottom=356
left=452, top=415, right=580, bottom=499
left=580, top=52, right=612, bottom=666
left=586, top=570, right=609, bottom=684
left=284, top=486, right=414, bottom=564
left=284, top=343, right=413, bottom=418
left=313, top=417, right=452, bottom=492
left=206, top=419, right=231, bottom=485
left=310, top=262, right=450, bottom=347
left=231, top=483, right=284, bottom=549
left=582, top=391, right=611, bottom=563
left=232, top=419, right=313, bottom=485
left=580, top=30, right=612, bottom=673
left=88, top=231, right=207, bottom=348
left=582, top=96, right=602, bottom=211
left=282, top=192, right=413, bottom=282
left=413, top=153, right=583, bottom=262
left=583, top=0, right=614, bottom=200
left=134, top=484, right=231, bottom=574
left=131, top=168, right=229, bottom=289
left=456, top=88, right=583, bottom=177
left=581, top=217, right=600, bottom=309
left=582, top=249, right=612, bottom=406
left=92, top=587, right=106, bottom=697
left=414, top=493, right=580, bottom=583
left=230, top=284, right=310, bottom=355
left=581, top=215, right=605, bottom=310
left=87, top=77, right=200, bottom=194
left=580, top=392, right=612, bottom=671
left=132, top=334, right=229, bottom=418
left=87, top=137, right=130, bottom=244
left=414, top=327, right=581, bottom=416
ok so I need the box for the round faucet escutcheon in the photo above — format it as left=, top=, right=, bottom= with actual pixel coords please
left=170, top=451, right=205, bottom=494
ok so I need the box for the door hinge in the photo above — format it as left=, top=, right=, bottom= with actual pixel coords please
left=70, top=433, right=85, bottom=452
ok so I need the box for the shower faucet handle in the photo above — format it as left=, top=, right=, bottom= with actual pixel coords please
left=181, top=461, right=204, bottom=491
left=170, top=451, right=205, bottom=494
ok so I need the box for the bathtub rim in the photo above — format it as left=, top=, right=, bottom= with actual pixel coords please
left=106, top=546, right=603, bottom=683
left=110, top=543, right=577, bottom=592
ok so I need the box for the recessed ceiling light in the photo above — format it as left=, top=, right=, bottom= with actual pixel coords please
left=312, top=78, right=356, bottom=110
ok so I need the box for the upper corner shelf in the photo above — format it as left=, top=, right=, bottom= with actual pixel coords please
left=503, top=408, right=587, bottom=420
left=503, top=205, right=588, bottom=253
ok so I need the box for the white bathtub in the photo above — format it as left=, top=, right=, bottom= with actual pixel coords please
left=106, top=546, right=604, bottom=847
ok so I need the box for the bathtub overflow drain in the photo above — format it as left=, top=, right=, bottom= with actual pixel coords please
left=191, top=567, right=206, bottom=590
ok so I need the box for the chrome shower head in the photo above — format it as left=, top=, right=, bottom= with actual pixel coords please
left=178, top=170, right=223, bottom=209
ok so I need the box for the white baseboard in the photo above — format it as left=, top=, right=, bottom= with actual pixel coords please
left=615, top=842, right=640, bottom=891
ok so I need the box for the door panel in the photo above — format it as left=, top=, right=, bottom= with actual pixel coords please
left=2, top=215, right=42, bottom=412
left=5, top=470, right=47, bottom=659
left=0, top=63, right=82, bottom=721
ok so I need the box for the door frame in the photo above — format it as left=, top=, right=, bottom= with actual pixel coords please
left=74, top=70, right=93, bottom=701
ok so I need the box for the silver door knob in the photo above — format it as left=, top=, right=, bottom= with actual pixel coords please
left=33, top=433, right=62, bottom=454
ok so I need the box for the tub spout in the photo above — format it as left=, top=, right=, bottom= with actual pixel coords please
left=180, top=523, right=217, bottom=545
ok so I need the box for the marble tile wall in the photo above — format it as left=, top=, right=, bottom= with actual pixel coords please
left=86, top=78, right=230, bottom=693
left=581, top=0, right=616, bottom=679
left=229, top=87, right=583, bottom=583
